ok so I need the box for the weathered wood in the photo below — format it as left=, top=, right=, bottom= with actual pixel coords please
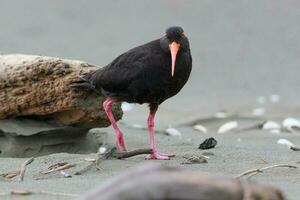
left=0, top=54, right=122, bottom=127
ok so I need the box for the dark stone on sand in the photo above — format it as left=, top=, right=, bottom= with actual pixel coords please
left=77, top=164, right=285, bottom=200
left=199, top=137, right=218, bottom=150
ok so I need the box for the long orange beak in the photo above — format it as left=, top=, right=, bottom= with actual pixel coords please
left=169, top=42, right=180, bottom=77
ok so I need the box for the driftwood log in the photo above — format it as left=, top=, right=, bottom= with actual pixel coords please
left=0, top=54, right=122, bottom=127
left=78, top=164, right=285, bottom=200
left=0, top=54, right=122, bottom=157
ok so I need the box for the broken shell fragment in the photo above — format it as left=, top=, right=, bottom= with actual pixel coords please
left=193, top=124, right=207, bottom=133
left=282, top=118, right=300, bottom=131
left=60, top=171, right=72, bottom=178
left=277, top=139, right=295, bottom=148
left=98, top=146, right=107, bottom=154
left=218, top=121, right=238, bottom=134
left=165, top=128, right=182, bottom=137
left=262, top=121, right=281, bottom=130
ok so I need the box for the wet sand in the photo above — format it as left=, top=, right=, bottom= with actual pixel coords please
left=0, top=112, right=299, bottom=200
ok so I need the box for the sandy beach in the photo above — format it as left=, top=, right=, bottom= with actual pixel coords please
left=0, top=114, right=300, bottom=199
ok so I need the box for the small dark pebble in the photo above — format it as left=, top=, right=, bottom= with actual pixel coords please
left=199, top=137, right=217, bottom=150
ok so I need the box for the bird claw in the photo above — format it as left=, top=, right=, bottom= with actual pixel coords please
left=146, top=152, right=175, bottom=160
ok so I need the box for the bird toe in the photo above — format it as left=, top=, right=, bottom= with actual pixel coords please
left=145, top=152, right=174, bottom=160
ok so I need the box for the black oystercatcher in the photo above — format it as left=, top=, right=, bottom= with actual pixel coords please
left=76, top=26, right=192, bottom=159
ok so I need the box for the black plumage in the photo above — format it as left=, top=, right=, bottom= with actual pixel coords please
left=82, top=27, right=192, bottom=105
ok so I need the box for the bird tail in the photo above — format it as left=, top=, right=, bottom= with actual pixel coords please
left=70, top=72, right=97, bottom=92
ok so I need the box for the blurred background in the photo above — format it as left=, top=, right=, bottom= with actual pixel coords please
left=1, top=0, right=300, bottom=126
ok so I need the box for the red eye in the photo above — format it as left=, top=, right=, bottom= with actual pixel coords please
left=181, top=32, right=185, bottom=36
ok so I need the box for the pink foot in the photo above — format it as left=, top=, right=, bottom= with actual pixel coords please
left=146, top=152, right=175, bottom=160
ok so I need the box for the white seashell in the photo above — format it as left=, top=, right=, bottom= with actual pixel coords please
left=121, top=102, right=135, bottom=112
left=252, top=108, right=265, bottom=116
left=237, top=138, right=242, bottom=142
left=282, top=118, right=300, bottom=130
left=218, top=121, right=238, bottom=134
left=98, top=146, right=107, bottom=154
left=262, top=121, right=281, bottom=130
left=277, top=139, right=295, bottom=148
left=270, top=129, right=280, bottom=134
left=256, top=96, right=266, bottom=104
left=269, top=94, right=280, bottom=103
left=165, top=128, right=182, bottom=137
left=193, top=124, right=207, bottom=133
left=60, top=171, right=72, bottom=178
left=215, top=111, right=228, bottom=118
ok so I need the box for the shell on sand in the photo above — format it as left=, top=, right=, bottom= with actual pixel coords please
left=165, top=128, right=182, bottom=137
left=218, top=121, right=238, bottom=134
left=277, top=139, right=295, bottom=148
left=262, top=121, right=281, bottom=130
left=282, top=118, right=300, bottom=130
left=193, top=124, right=208, bottom=133
left=98, top=147, right=107, bottom=154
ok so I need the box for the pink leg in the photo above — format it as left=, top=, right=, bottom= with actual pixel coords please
left=103, top=99, right=127, bottom=152
left=146, top=106, right=175, bottom=160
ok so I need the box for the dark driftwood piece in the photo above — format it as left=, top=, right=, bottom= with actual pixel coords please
left=0, top=54, right=122, bottom=127
left=77, top=164, right=285, bottom=200
left=111, top=148, right=152, bottom=159
left=290, top=146, right=300, bottom=151
left=75, top=148, right=153, bottom=175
